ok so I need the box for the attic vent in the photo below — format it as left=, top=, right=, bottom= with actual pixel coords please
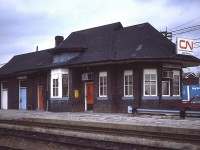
left=136, top=45, right=143, bottom=51
left=82, top=73, right=93, bottom=81
left=162, top=71, right=173, bottom=79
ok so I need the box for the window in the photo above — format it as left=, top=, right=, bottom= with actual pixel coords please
left=53, top=79, right=58, bottom=97
left=124, top=70, right=133, bottom=97
left=62, top=74, right=69, bottom=97
left=193, top=97, right=200, bottom=103
left=53, top=52, right=80, bottom=63
left=51, top=69, right=69, bottom=98
left=99, top=72, right=107, bottom=97
left=144, top=69, right=157, bottom=96
left=162, top=81, right=170, bottom=96
left=173, top=70, right=180, bottom=96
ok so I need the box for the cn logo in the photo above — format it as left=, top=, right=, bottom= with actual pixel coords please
left=179, top=39, right=193, bottom=51
left=176, top=38, right=194, bottom=55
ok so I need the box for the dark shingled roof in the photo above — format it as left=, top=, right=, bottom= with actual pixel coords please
left=0, top=50, right=52, bottom=76
left=0, top=22, right=200, bottom=76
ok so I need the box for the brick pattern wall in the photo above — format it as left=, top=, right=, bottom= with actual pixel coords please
left=182, top=78, right=199, bottom=85
left=68, top=63, right=182, bottom=113
left=160, top=100, right=181, bottom=110
left=70, top=68, right=85, bottom=112
left=48, top=100, right=71, bottom=112
left=141, top=100, right=159, bottom=109
left=0, top=72, right=48, bottom=110
left=7, top=77, right=19, bottom=109
left=0, top=63, right=183, bottom=113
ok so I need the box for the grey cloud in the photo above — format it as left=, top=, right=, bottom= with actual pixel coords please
left=0, top=0, right=200, bottom=65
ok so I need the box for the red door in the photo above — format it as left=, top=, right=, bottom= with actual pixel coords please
left=38, top=86, right=43, bottom=109
left=86, top=83, right=94, bottom=110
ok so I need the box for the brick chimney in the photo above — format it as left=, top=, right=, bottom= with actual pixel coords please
left=55, top=36, right=64, bottom=47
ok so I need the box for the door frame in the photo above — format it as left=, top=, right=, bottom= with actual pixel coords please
left=19, top=87, right=27, bottom=110
left=1, top=89, right=8, bottom=109
left=1, top=82, right=8, bottom=109
left=19, top=80, right=27, bottom=110
left=85, top=82, right=94, bottom=111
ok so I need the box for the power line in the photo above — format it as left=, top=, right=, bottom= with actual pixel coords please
left=172, top=27, right=200, bottom=35
left=171, top=24, right=200, bottom=35
left=169, top=16, right=200, bottom=31
left=171, top=24, right=200, bottom=33
left=161, top=22, right=200, bottom=40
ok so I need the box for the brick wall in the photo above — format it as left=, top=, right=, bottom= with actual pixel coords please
left=48, top=100, right=71, bottom=112
left=0, top=72, right=48, bottom=110
left=0, top=62, right=183, bottom=113
left=182, top=78, right=199, bottom=85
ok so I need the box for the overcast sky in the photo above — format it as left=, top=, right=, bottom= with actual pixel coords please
left=0, top=0, right=200, bottom=69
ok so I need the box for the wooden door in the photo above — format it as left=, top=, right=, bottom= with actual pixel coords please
left=38, top=86, right=43, bottom=109
left=86, top=83, right=94, bottom=110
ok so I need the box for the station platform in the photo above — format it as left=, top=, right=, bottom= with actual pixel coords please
left=0, top=109, right=199, bottom=129
left=0, top=109, right=200, bottom=149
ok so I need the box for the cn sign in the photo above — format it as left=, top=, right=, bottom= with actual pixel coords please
left=176, top=38, right=194, bottom=56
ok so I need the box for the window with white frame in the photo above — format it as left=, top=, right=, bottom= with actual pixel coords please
left=124, top=70, right=133, bottom=97
left=53, top=79, right=58, bottom=97
left=99, top=72, right=107, bottom=97
left=162, top=81, right=170, bottom=96
left=173, top=70, right=180, bottom=96
left=62, top=74, right=69, bottom=97
left=51, top=68, right=69, bottom=98
left=144, top=69, right=157, bottom=96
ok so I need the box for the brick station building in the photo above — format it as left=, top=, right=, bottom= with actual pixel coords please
left=0, top=22, right=200, bottom=113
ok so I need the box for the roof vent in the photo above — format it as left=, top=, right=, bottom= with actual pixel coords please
left=136, top=45, right=143, bottom=51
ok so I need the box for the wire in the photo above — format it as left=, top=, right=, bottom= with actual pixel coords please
left=171, top=24, right=200, bottom=33
left=169, top=16, right=200, bottom=31
left=172, top=29, right=200, bottom=35
left=172, top=25, right=200, bottom=35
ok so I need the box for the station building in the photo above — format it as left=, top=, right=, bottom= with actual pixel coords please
left=0, top=22, right=200, bottom=113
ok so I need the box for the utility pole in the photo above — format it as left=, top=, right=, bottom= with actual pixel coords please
left=161, top=27, right=172, bottom=41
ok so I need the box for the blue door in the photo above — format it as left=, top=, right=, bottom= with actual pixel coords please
left=20, top=88, right=27, bottom=110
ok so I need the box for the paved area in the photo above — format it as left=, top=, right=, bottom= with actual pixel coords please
left=0, top=109, right=200, bottom=130
left=0, top=109, right=200, bottom=150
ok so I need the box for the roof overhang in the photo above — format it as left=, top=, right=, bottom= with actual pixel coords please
left=68, top=57, right=200, bottom=68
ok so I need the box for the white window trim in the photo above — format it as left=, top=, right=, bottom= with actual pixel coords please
left=52, top=78, right=59, bottom=97
left=99, top=71, right=107, bottom=97
left=162, top=81, right=170, bottom=96
left=143, top=69, right=157, bottom=96
left=173, top=70, right=180, bottom=96
left=51, top=68, right=69, bottom=98
left=124, top=70, right=133, bottom=97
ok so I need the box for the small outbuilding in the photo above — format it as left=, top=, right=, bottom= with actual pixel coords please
left=0, top=22, right=200, bottom=113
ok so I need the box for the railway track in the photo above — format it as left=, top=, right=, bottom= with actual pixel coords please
left=0, top=119, right=199, bottom=149
left=0, top=128, right=167, bottom=150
